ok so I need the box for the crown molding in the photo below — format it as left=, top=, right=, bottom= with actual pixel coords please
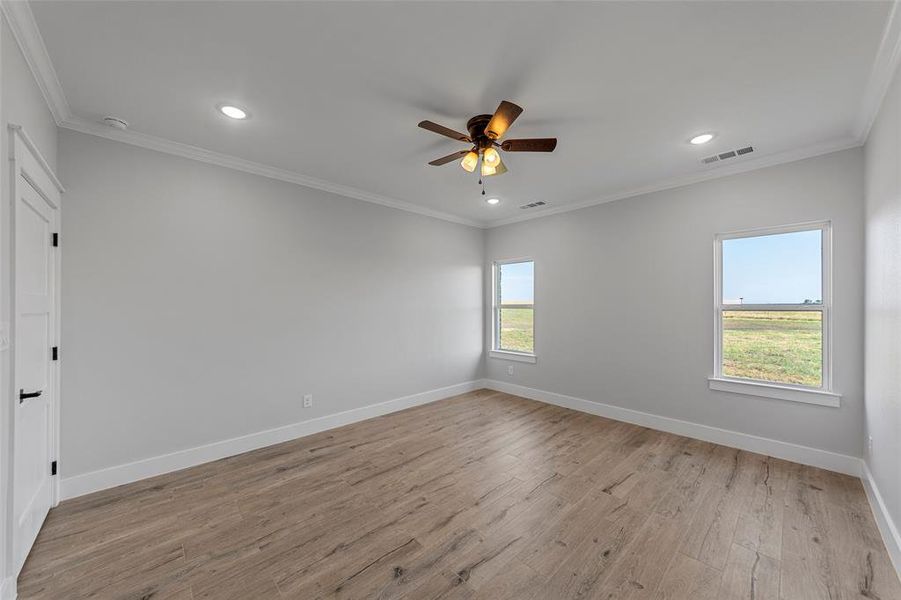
left=1, top=0, right=486, bottom=228
left=0, top=0, right=70, bottom=124
left=2, top=0, right=893, bottom=231
left=855, top=0, right=901, bottom=143
left=59, top=121, right=862, bottom=233
left=60, top=115, right=484, bottom=227
left=488, top=136, right=862, bottom=228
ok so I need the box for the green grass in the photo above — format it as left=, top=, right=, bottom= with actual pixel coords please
left=496, top=308, right=821, bottom=386
left=722, top=311, right=822, bottom=387
left=499, top=307, right=534, bottom=354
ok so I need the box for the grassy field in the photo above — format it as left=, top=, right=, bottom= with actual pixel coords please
left=723, top=310, right=822, bottom=387
left=498, top=308, right=822, bottom=388
left=499, top=307, right=534, bottom=353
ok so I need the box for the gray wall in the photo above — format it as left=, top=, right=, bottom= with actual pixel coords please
left=864, top=61, right=901, bottom=537
left=0, top=19, right=57, bottom=172
left=484, top=148, right=865, bottom=457
left=58, top=130, right=483, bottom=477
left=0, top=15, right=59, bottom=590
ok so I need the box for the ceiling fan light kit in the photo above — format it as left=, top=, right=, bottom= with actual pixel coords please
left=418, top=100, right=557, bottom=191
left=483, top=147, right=500, bottom=167
left=481, top=156, right=508, bottom=177
left=460, top=150, right=479, bottom=173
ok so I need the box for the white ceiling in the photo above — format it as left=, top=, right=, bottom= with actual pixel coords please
left=28, top=1, right=895, bottom=226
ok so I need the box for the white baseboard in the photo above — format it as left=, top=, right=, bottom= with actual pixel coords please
left=861, top=461, right=901, bottom=575
left=483, top=380, right=861, bottom=476
left=55, top=378, right=897, bottom=580
left=1, top=577, right=15, bottom=600
left=490, top=379, right=901, bottom=574
left=61, top=380, right=482, bottom=500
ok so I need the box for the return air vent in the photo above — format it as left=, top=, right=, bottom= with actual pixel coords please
left=700, top=145, right=754, bottom=165
left=519, top=201, right=548, bottom=210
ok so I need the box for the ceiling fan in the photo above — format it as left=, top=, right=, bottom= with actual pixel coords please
left=418, top=101, right=557, bottom=177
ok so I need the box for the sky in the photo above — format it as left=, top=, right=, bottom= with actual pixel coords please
left=500, top=261, right=534, bottom=303
left=497, top=232, right=820, bottom=306
left=722, top=229, right=822, bottom=304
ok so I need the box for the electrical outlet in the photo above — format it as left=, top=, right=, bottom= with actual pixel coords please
left=303, top=394, right=313, bottom=408
left=868, top=435, right=874, bottom=454
left=507, top=365, right=514, bottom=376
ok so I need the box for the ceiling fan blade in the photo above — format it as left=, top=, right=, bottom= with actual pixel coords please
left=418, top=120, right=471, bottom=142
left=485, top=101, right=523, bottom=140
left=501, top=138, right=558, bottom=152
left=428, top=150, right=470, bottom=166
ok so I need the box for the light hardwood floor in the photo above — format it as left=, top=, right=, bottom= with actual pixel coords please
left=18, top=390, right=901, bottom=599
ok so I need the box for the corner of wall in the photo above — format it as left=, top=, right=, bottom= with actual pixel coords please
left=0, top=576, right=16, bottom=600
left=862, top=460, right=901, bottom=575
left=478, top=225, right=489, bottom=380
left=862, top=12, right=901, bottom=579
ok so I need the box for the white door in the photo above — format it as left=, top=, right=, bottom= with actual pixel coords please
left=11, top=172, right=58, bottom=572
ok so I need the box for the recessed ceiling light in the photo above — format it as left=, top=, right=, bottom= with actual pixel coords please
left=486, top=197, right=500, bottom=205
left=218, top=105, right=248, bottom=120
left=690, top=133, right=715, bottom=145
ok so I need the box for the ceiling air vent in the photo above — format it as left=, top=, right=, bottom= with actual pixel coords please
left=701, top=145, right=754, bottom=165
left=519, top=201, right=548, bottom=210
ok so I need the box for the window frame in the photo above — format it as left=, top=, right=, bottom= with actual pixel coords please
left=710, top=221, right=840, bottom=406
left=489, top=258, right=536, bottom=363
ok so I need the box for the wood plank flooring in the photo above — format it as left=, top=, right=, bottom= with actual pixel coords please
left=18, top=390, right=901, bottom=599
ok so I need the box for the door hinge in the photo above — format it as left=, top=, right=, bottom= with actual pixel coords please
left=52, top=232, right=59, bottom=247
left=51, top=461, right=57, bottom=476
left=52, top=346, right=58, bottom=361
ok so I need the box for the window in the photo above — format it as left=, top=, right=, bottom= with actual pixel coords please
left=711, top=222, right=839, bottom=406
left=491, top=259, right=535, bottom=361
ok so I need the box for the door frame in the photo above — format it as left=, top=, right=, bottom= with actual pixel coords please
left=4, top=124, right=64, bottom=577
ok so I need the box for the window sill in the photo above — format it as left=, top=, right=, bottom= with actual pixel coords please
left=489, top=350, right=537, bottom=364
left=708, top=377, right=840, bottom=407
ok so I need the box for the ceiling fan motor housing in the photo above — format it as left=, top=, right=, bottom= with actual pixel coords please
left=467, top=114, right=496, bottom=150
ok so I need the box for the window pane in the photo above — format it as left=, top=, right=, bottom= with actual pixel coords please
left=722, top=310, right=822, bottom=387
left=722, top=230, right=822, bottom=305
left=499, top=261, right=534, bottom=304
left=499, top=307, right=534, bottom=353
left=497, top=261, right=534, bottom=354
